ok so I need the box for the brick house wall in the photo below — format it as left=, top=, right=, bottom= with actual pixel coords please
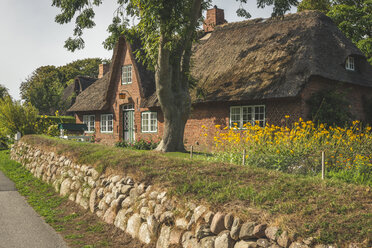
left=300, top=76, right=372, bottom=121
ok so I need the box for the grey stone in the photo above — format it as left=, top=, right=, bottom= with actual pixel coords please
left=110, top=175, right=121, bottom=184
left=289, top=242, right=309, bottom=248
left=182, top=231, right=198, bottom=248
left=68, top=192, right=77, bottom=202
left=230, top=217, right=241, bottom=240
left=121, top=196, right=133, bottom=209
left=157, top=191, right=167, bottom=203
left=211, top=212, right=226, bottom=234
left=146, top=215, right=159, bottom=235
left=239, top=222, right=255, bottom=240
left=129, top=188, right=139, bottom=200
left=98, top=198, right=108, bottom=212
left=138, top=223, right=152, bottom=244
left=176, top=218, right=188, bottom=230
left=277, top=231, right=289, bottom=248
left=265, top=226, right=279, bottom=241
left=157, top=225, right=171, bottom=248
left=303, top=237, right=314, bottom=246
left=204, top=211, right=215, bottom=224
left=149, top=191, right=158, bottom=200
left=234, top=240, right=257, bottom=248
left=194, top=205, right=207, bottom=223
left=103, top=206, right=117, bottom=224
left=196, top=224, right=214, bottom=241
left=169, top=228, right=183, bottom=245
left=256, top=239, right=270, bottom=248
left=125, top=213, right=142, bottom=239
left=160, top=211, right=174, bottom=225
left=253, top=224, right=267, bottom=238
left=140, top=207, right=151, bottom=220
left=97, top=188, right=104, bottom=198
left=121, top=185, right=132, bottom=195
left=199, top=236, right=216, bottom=248
left=60, top=178, right=72, bottom=196
left=114, top=208, right=133, bottom=231
left=215, top=230, right=235, bottom=248
left=224, top=213, right=234, bottom=230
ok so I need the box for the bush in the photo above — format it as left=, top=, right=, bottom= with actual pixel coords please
left=0, top=97, right=38, bottom=136
left=115, top=139, right=159, bottom=150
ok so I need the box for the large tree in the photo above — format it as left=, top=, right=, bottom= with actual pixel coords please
left=20, top=58, right=105, bottom=115
left=298, top=0, right=372, bottom=65
left=52, top=0, right=298, bottom=152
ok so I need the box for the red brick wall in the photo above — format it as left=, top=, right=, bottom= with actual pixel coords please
left=300, top=76, right=372, bottom=121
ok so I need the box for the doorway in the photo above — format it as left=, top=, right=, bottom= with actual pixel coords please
left=122, top=104, right=134, bottom=142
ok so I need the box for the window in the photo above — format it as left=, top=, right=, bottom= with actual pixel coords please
left=100, top=114, right=113, bottom=133
left=230, top=105, right=265, bottom=128
left=142, top=112, right=157, bottom=132
left=83, top=115, right=95, bottom=133
left=345, top=56, right=355, bottom=71
left=122, top=65, right=132, bottom=84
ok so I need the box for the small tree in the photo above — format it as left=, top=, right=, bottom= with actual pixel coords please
left=0, top=97, right=38, bottom=136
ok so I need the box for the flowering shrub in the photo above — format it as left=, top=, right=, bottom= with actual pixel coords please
left=203, top=118, right=372, bottom=186
left=115, top=138, right=159, bottom=150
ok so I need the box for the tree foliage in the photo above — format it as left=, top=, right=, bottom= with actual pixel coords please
left=20, top=58, right=105, bottom=115
left=0, top=97, right=38, bottom=136
left=0, top=84, right=9, bottom=99
left=298, top=0, right=372, bottom=64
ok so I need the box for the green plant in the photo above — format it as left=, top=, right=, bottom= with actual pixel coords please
left=307, top=88, right=353, bottom=126
left=115, top=138, right=159, bottom=150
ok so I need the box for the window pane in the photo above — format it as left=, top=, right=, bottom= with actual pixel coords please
left=230, top=107, right=241, bottom=127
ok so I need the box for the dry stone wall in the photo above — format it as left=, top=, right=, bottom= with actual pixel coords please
left=11, top=142, right=326, bottom=248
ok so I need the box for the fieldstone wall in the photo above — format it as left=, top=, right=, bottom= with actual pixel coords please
left=11, top=142, right=328, bottom=248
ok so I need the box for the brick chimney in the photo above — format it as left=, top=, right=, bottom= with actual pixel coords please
left=203, top=6, right=226, bottom=33
left=98, top=62, right=109, bottom=79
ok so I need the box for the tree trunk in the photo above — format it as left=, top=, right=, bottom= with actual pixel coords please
left=154, top=0, right=202, bottom=152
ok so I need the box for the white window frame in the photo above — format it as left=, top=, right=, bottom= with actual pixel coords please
left=100, top=114, right=113, bottom=133
left=229, top=105, right=265, bottom=128
left=141, top=112, right=157, bottom=133
left=345, top=56, right=355, bottom=71
left=122, top=65, right=132, bottom=84
left=83, top=115, right=95, bottom=133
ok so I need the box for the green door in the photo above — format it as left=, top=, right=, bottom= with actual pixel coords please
left=123, top=105, right=135, bottom=142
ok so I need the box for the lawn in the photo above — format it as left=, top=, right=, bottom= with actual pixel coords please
left=18, top=135, right=372, bottom=245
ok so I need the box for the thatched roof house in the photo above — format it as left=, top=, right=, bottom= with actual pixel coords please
left=62, top=76, right=97, bottom=113
left=68, top=9, right=372, bottom=146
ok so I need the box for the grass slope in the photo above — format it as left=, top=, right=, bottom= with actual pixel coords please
left=0, top=150, right=154, bottom=248
left=19, top=135, right=372, bottom=245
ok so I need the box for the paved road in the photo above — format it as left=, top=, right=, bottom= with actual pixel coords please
left=0, top=171, right=69, bottom=248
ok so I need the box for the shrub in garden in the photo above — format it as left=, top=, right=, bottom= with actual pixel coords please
left=115, top=138, right=159, bottom=150
left=203, top=118, right=372, bottom=186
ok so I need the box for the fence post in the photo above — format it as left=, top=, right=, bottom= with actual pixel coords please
left=321, top=151, right=325, bottom=180
left=190, top=146, right=193, bottom=159
left=242, top=149, right=246, bottom=166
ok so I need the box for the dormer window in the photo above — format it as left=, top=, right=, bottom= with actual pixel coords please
left=345, top=56, right=355, bottom=71
left=122, top=65, right=132, bottom=84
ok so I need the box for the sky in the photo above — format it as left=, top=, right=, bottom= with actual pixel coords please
left=0, top=0, right=295, bottom=100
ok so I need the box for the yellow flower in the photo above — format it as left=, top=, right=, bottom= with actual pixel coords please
left=285, top=115, right=290, bottom=119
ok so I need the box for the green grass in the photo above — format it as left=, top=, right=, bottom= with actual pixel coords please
left=0, top=150, right=121, bottom=248
left=17, top=135, right=372, bottom=245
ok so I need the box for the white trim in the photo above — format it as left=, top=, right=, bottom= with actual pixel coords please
left=122, top=64, right=132, bottom=84
left=100, top=114, right=114, bottom=133
left=229, top=105, right=266, bottom=128
left=141, top=112, right=157, bottom=133
left=83, top=115, right=95, bottom=133
left=345, top=56, right=355, bottom=71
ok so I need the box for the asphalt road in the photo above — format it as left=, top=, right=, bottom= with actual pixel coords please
left=0, top=171, right=69, bottom=248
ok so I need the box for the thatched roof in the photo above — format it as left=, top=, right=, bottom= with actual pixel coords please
left=62, top=76, right=96, bottom=110
left=69, top=11, right=372, bottom=111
